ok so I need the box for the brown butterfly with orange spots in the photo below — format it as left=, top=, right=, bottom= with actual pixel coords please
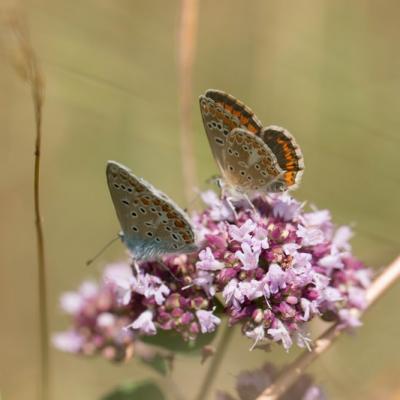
left=199, top=89, right=304, bottom=194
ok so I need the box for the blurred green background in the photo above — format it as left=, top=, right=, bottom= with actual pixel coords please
left=0, top=0, right=399, bottom=399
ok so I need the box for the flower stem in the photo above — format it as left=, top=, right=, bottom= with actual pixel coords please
left=194, top=323, right=235, bottom=400
left=178, top=0, right=199, bottom=204
left=33, top=72, right=49, bottom=400
left=255, top=255, right=400, bottom=400
left=4, top=10, right=49, bottom=400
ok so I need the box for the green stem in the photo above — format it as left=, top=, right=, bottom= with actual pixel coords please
left=194, top=324, right=235, bottom=400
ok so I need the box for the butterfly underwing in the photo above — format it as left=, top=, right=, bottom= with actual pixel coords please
left=199, top=89, right=304, bottom=194
left=106, top=161, right=197, bottom=260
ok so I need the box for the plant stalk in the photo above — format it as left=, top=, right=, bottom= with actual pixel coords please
left=194, top=324, right=235, bottom=400
left=178, top=0, right=199, bottom=205
left=3, top=10, right=49, bottom=400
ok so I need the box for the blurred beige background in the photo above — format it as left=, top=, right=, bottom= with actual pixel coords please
left=0, top=0, right=399, bottom=399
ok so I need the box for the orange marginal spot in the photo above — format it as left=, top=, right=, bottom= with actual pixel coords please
left=161, top=204, right=170, bottom=212
left=153, top=199, right=161, bottom=206
left=232, top=109, right=241, bottom=117
left=174, top=219, right=185, bottom=228
left=247, top=124, right=258, bottom=133
left=225, top=104, right=234, bottom=114
left=141, top=198, right=150, bottom=205
left=284, top=171, right=296, bottom=185
left=240, top=115, right=249, bottom=125
left=182, top=233, right=190, bottom=241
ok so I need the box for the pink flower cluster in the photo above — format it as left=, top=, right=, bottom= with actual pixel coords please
left=191, top=191, right=371, bottom=350
left=52, top=263, right=135, bottom=362
left=54, top=191, right=371, bottom=357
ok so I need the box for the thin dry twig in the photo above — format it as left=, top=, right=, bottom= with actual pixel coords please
left=1, top=6, right=48, bottom=400
left=178, top=0, right=199, bottom=205
left=256, top=255, right=400, bottom=400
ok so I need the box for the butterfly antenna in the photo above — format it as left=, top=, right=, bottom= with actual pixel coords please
left=86, top=234, right=120, bottom=266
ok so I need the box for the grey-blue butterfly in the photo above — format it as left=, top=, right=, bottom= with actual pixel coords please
left=106, top=161, right=197, bottom=261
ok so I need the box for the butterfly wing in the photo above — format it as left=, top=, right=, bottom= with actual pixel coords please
left=221, top=128, right=284, bottom=194
left=259, top=126, right=304, bottom=191
left=106, top=161, right=197, bottom=260
left=199, top=89, right=263, bottom=178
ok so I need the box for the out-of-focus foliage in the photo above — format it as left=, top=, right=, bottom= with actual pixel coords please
left=102, top=380, right=165, bottom=400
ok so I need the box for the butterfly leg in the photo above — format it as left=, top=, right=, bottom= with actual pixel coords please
left=225, top=196, right=238, bottom=220
left=130, top=258, right=140, bottom=276
left=243, top=194, right=256, bottom=214
left=155, top=258, right=183, bottom=282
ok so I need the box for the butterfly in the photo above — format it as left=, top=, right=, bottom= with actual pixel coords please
left=199, top=89, right=304, bottom=194
left=106, top=161, right=197, bottom=262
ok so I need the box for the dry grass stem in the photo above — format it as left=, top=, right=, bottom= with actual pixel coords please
left=1, top=6, right=48, bottom=400
left=178, top=0, right=199, bottom=205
